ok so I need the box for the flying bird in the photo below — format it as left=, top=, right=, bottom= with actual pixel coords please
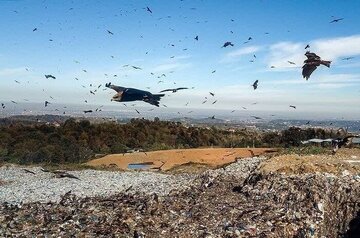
left=305, top=44, right=310, bottom=49
left=222, top=41, right=234, bottom=48
left=146, top=6, right=152, bottom=13
left=107, top=30, right=114, bottom=35
left=106, top=82, right=164, bottom=107
left=33, top=28, right=37, bottom=32
left=252, top=80, right=258, bottom=90
left=302, top=51, right=331, bottom=80
left=287, top=61, right=296, bottom=65
left=212, top=100, right=217, bottom=104
left=330, top=18, right=344, bottom=23
left=331, top=135, right=359, bottom=154
left=83, top=110, right=93, bottom=113
left=160, top=87, right=188, bottom=93
left=289, top=105, right=296, bottom=109
left=194, top=35, right=198, bottom=41
left=131, top=66, right=142, bottom=70
left=45, top=101, right=50, bottom=107
left=209, top=92, right=215, bottom=96
left=45, top=75, right=56, bottom=79
left=251, top=116, right=262, bottom=120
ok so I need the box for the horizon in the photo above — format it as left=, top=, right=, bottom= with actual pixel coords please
left=1, top=0, right=360, bottom=119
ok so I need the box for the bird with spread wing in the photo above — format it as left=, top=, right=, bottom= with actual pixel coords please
left=302, top=51, right=331, bottom=80
left=106, top=82, right=164, bottom=107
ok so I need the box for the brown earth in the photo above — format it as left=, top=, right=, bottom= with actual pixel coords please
left=86, top=148, right=276, bottom=171
left=260, top=148, right=360, bottom=175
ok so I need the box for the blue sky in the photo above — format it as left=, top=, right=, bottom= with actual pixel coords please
left=0, top=0, right=360, bottom=119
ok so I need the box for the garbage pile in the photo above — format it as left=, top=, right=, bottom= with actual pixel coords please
left=1, top=168, right=359, bottom=237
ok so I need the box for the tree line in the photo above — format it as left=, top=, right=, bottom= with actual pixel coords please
left=0, top=118, right=345, bottom=165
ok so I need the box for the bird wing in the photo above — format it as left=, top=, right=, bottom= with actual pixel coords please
left=176, top=87, right=188, bottom=90
left=302, top=64, right=317, bottom=80
left=105, top=83, right=126, bottom=93
left=159, top=89, right=172, bottom=93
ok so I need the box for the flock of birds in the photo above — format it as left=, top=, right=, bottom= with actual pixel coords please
left=2, top=5, right=358, bottom=153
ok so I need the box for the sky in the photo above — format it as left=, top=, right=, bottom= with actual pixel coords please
left=0, top=0, right=360, bottom=119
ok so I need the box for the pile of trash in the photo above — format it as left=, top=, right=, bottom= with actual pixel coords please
left=1, top=167, right=359, bottom=237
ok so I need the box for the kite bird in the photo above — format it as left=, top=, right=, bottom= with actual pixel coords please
left=45, top=75, right=56, bottom=79
left=331, top=135, right=360, bottom=154
left=222, top=41, right=234, bottom=48
left=302, top=51, right=331, bottom=80
left=160, top=87, right=188, bottom=93
left=252, top=80, right=258, bottom=90
left=106, top=82, right=164, bottom=107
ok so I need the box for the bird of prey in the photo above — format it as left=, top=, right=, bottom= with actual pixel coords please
left=252, top=80, right=258, bottom=90
left=289, top=105, right=296, bottom=109
left=146, top=6, right=152, bottom=13
left=287, top=61, right=296, bottom=65
left=211, top=70, right=216, bottom=73
left=83, top=110, right=93, bottom=113
left=222, top=41, right=234, bottom=48
left=209, top=92, right=215, bottom=96
left=106, top=82, right=164, bottom=107
left=331, top=135, right=359, bottom=154
left=195, top=35, right=198, bottom=41
left=330, top=18, right=344, bottom=23
left=135, top=109, right=140, bottom=114
left=251, top=116, right=262, bottom=120
left=209, top=115, right=215, bottom=119
left=33, top=28, right=37, bottom=32
left=45, top=75, right=56, bottom=79
left=107, top=30, right=114, bottom=35
left=11, top=100, right=17, bottom=104
left=45, top=101, right=50, bottom=107
left=302, top=51, right=331, bottom=80
left=305, top=44, right=310, bottom=49
left=212, top=100, right=217, bottom=104
left=160, top=87, right=188, bottom=93
left=132, top=66, right=142, bottom=70
left=14, top=80, right=20, bottom=84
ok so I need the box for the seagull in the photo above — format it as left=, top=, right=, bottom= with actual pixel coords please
left=302, top=51, right=331, bottom=80
left=222, top=41, right=234, bottom=48
left=45, top=75, right=56, bottom=79
left=160, top=87, right=188, bottom=93
left=106, top=82, right=165, bottom=107
left=252, top=80, right=258, bottom=90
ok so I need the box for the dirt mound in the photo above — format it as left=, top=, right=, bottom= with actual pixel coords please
left=86, top=148, right=275, bottom=171
left=260, top=148, right=360, bottom=175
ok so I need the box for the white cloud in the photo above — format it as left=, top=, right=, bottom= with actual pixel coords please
left=266, top=34, right=360, bottom=70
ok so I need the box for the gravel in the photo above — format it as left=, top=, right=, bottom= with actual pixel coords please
left=0, top=157, right=266, bottom=205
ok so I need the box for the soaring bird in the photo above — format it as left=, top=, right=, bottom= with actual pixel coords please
left=330, top=18, right=344, bottom=23
left=83, top=110, right=93, bottom=113
left=302, top=51, right=331, bottom=80
left=209, top=92, right=215, bottom=96
left=289, top=105, right=296, bottom=109
left=45, top=101, right=50, bottom=107
left=107, top=30, right=114, bottom=35
left=45, top=75, right=56, bottom=79
left=146, top=6, right=152, bottom=13
left=222, top=41, right=234, bottom=48
left=252, top=80, right=258, bottom=90
left=160, top=87, right=188, bottom=93
left=251, top=116, right=262, bottom=120
left=287, top=61, right=296, bottom=65
left=305, top=44, right=310, bottom=49
left=106, top=82, right=164, bottom=107
left=194, top=35, right=199, bottom=41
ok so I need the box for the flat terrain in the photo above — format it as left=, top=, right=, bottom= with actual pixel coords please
left=86, top=147, right=275, bottom=171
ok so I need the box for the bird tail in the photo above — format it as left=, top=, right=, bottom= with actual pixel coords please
left=149, top=94, right=165, bottom=107
left=321, top=60, right=331, bottom=68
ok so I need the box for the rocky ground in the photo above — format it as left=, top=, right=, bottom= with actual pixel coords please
left=1, top=153, right=360, bottom=237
